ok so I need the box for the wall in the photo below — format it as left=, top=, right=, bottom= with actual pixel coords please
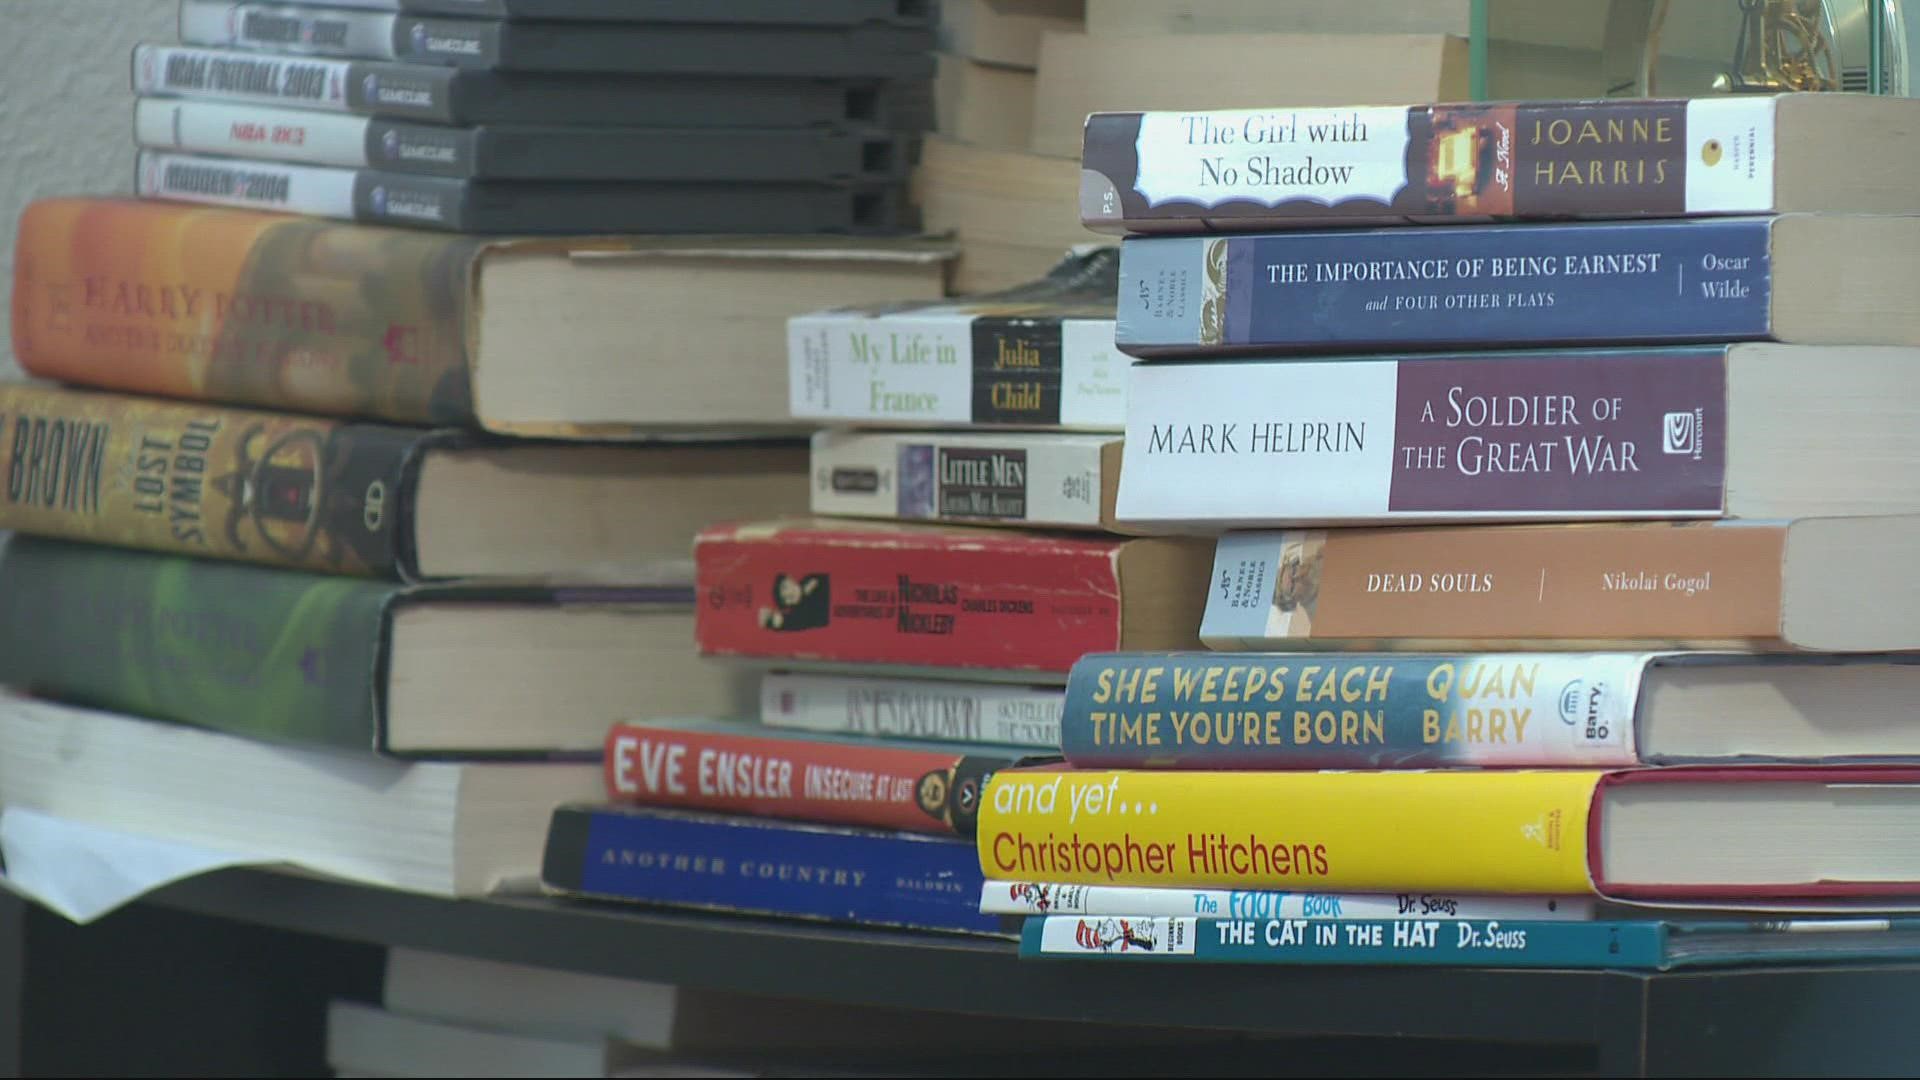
left=0, top=0, right=175, bottom=378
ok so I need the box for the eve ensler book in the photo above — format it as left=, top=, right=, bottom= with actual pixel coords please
left=1200, top=516, right=1920, bottom=652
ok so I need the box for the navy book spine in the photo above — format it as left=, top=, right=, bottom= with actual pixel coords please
left=1115, top=217, right=1774, bottom=355
left=542, top=805, right=1002, bottom=936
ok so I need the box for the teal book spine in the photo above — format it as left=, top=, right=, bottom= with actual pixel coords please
left=0, top=536, right=395, bottom=751
left=1021, top=915, right=1670, bottom=968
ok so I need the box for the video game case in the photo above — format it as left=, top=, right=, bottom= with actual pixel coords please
left=134, top=98, right=912, bottom=182
left=137, top=150, right=914, bottom=235
left=180, top=1, right=935, bottom=77
left=133, top=44, right=931, bottom=128
left=287, top=0, right=934, bottom=26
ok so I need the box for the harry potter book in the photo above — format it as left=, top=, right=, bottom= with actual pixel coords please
left=0, top=537, right=752, bottom=756
left=1084, top=95, right=1920, bottom=233
left=976, top=763, right=1920, bottom=900
left=1114, top=215, right=1920, bottom=357
left=1200, top=516, right=1920, bottom=652
left=693, top=518, right=1212, bottom=679
left=11, top=198, right=948, bottom=432
left=1058, top=651, right=1920, bottom=769
left=1115, top=345, right=1920, bottom=529
left=0, top=382, right=807, bottom=580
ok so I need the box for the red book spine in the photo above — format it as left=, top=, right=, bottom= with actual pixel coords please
left=694, top=525, right=1125, bottom=675
left=605, top=723, right=1010, bottom=836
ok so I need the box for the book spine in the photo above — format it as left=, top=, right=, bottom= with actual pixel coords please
left=1020, top=916, right=1666, bottom=969
left=543, top=806, right=1002, bottom=936
left=788, top=312, right=1130, bottom=430
left=809, top=430, right=1112, bottom=529
left=1115, top=218, right=1775, bottom=356
left=693, top=529, right=1130, bottom=675
left=10, top=196, right=479, bottom=426
left=1082, top=98, right=1778, bottom=232
left=976, top=767, right=1601, bottom=893
left=982, top=881, right=1596, bottom=921
left=133, top=44, right=462, bottom=123
left=1116, top=348, right=1728, bottom=527
left=138, top=151, right=474, bottom=231
left=133, top=99, right=480, bottom=178
left=760, top=672, right=1064, bottom=749
left=1199, top=523, right=1788, bottom=649
left=0, top=537, right=394, bottom=752
left=603, top=722, right=1012, bottom=837
left=179, top=1, right=407, bottom=61
left=1060, top=652, right=1642, bottom=768
left=0, top=383, right=417, bottom=577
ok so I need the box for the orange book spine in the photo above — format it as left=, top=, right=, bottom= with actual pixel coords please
left=1202, top=521, right=1789, bottom=649
left=10, top=197, right=479, bottom=425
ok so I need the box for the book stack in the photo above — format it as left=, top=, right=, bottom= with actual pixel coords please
left=131, top=0, right=933, bottom=234
left=971, top=94, right=1920, bottom=971
left=0, top=4, right=962, bottom=906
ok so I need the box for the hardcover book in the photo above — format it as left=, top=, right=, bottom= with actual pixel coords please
left=693, top=519, right=1212, bottom=679
left=136, top=150, right=911, bottom=235
left=810, top=429, right=1121, bottom=530
left=132, top=44, right=930, bottom=128
left=1199, top=516, right=1920, bottom=652
left=975, top=764, right=1920, bottom=900
left=1083, top=95, right=1920, bottom=232
left=1115, top=345, right=1920, bottom=528
left=0, top=382, right=807, bottom=580
left=788, top=249, right=1127, bottom=430
left=1113, top=215, right=1920, bottom=356
left=542, top=804, right=1003, bottom=936
left=981, top=881, right=1591, bottom=920
left=760, top=671, right=1064, bottom=749
left=603, top=717, right=1021, bottom=837
left=0, top=537, right=750, bottom=756
left=134, top=99, right=911, bottom=182
left=1058, top=652, right=1920, bottom=769
left=1020, top=915, right=1920, bottom=970
left=11, top=198, right=949, bottom=432
left=177, top=1, right=935, bottom=75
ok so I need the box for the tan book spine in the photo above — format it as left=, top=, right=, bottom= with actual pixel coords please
left=1202, top=522, right=1788, bottom=649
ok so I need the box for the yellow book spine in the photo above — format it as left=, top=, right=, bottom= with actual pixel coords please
left=977, top=769, right=1602, bottom=894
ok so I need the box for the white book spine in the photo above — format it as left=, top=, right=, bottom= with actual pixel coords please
left=787, top=312, right=1130, bottom=431
left=760, top=672, right=1062, bottom=749
left=981, top=881, right=1596, bottom=921
left=180, top=1, right=404, bottom=60
left=133, top=44, right=356, bottom=113
left=138, top=150, right=358, bottom=220
left=134, top=98, right=376, bottom=169
left=809, top=430, right=1111, bottom=529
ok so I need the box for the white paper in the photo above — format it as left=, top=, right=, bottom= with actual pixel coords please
left=0, top=807, right=278, bottom=924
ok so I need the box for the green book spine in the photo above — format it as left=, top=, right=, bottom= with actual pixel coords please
left=0, top=536, right=396, bottom=751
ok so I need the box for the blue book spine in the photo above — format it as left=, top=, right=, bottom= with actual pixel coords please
left=1115, top=217, right=1773, bottom=354
left=543, top=805, right=1002, bottom=936
left=1060, top=652, right=1646, bottom=768
left=1022, top=916, right=1672, bottom=968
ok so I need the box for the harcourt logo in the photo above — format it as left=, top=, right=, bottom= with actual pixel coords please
left=1663, top=410, right=1699, bottom=455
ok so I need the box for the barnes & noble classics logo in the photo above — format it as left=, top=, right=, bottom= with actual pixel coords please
left=1663, top=409, right=1702, bottom=458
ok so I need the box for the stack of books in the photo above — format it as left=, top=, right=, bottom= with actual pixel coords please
left=974, top=94, right=1920, bottom=971
left=0, top=4, right=961, bottom=905
left=131, top=0, right=932, bottom=233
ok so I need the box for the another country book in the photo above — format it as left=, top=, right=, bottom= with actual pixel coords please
left=541, top=804, right=1002, bottom=936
